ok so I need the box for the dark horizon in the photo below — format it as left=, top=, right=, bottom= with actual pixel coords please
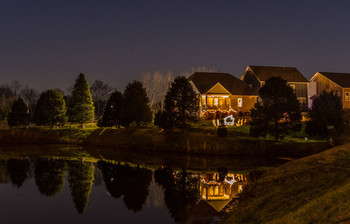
left=1, top=0, right=350, bottom=92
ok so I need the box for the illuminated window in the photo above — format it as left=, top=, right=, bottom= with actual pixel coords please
left=219, top=98, right=224, bottom=106
left=214, top=98, right=218, bottom=106
left=201, top=95, right=206, bottom=105
left=208, top=98, right=214, bottom=106
left=238, top=98, right=242, bottom=107
left=346, top=93, right=350, bottom=101
left=290, top=84, right=295, bottom=90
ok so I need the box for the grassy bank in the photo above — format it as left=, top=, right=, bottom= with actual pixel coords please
left=223, top=143, right=350, bottom=224
left=0, top=126, right=330, bottom=157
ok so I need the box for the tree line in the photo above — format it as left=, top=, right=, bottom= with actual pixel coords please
left=4, top=73, right=199, bottom=130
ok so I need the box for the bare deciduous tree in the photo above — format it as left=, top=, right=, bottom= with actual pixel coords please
left=142, top=71, right=173, bottom=113
left=20, top=86, right=39, bottom=120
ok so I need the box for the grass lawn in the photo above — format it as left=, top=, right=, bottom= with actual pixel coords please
left=223, top=142, right=350, bottom=224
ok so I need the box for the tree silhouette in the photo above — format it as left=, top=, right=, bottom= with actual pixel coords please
left=154, top=167, right=200, bottom=223
left=68, top=161, right=95, bottom=214
left=7, top=159, right=31, bottom=188
left=306, top=91, right=344, bottom=139
left=97, top=161, right=124, bottom=199
left=34, top=159, right=67, bottom=197
left=120, top=81, right=152, bottom=127
left=97, top=161, right=153, bottom=212
left=250, top=76, right=302, bottom=140
left=155, top=76, right=198, bottom=130
left=122, top=165, right=153, bottom=212
left=97, top=91, right=123, bottom=127
left=67, top=73, right=94, bottom=128
left=7, top=97, right=29, bottom=127
left=34, top=89, right=67, bottom=127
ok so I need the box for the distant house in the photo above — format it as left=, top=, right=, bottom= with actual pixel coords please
left=241, top=65, right=309, bottom=111
left=188, top=72, right=257, bottom=118
left=309, top=72, right=350, bottom=109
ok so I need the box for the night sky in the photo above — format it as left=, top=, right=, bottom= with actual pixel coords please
left=1, top=0, right=350, bottom=92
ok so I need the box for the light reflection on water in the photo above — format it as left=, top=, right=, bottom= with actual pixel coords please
left=0, top=145, right=283, bottom=223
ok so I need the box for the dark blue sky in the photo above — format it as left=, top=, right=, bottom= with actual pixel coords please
left=1, top=0, right=350, bottom=92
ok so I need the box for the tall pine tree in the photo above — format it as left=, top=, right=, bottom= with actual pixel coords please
left=67, top=73, right=94, bottom=128
left=120, top=81, right=152, bottom=127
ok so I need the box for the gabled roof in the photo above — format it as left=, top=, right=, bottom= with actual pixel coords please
left=316, top=72, right=350, bottom=88
left=188, top=72, right=258, bottom=95
left=247, top=65, right=308, bottom=82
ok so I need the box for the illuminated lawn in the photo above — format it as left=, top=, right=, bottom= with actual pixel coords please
left=223, top=143, right=350, bottom=224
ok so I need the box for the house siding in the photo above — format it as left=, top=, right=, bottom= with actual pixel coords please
left=241, top=70, right=261, bottom=92
left=309, top=73, right=350, bottom=109
left=230, top=95, right=257, bottom=112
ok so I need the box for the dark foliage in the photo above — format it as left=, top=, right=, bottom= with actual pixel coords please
left=97, top=161, right=152, bottom=212
left=34, top=159, right=67, bottom=197
left=97, top=91, right=123, bottom=127
left=7, top=97, right=29, bottom=127
left=156, top=76, right=198, bottom=130
left=7, top=159, right=30, bottom=188
left=120, top=81, right=152, bottom=127
left=306, top=91, right=344, bottom=139
left=67, top=73, right=94, bottom=128
left=154, top=167, right=200, bottom=223
left=250, top=76, right=302, bottom=140
left=34, top=89, right=67, bottom=127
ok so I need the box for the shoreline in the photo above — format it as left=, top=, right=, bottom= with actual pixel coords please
left=0, top=127, right=331, bottom=157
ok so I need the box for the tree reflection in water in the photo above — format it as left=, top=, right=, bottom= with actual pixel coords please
left=154, top=167, right=200, bottom=223
left=34, top=159, right=67, bottom=197
left=7, top=158, right=30, bottom=188
left=68, top=161, right=95, bottom=214
left=97, top=161, right=153, bottom=212
left=0, top=160, right=10, bottom=184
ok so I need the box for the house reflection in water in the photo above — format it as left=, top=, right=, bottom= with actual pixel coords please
left=200, top=173, right=247, bottom=201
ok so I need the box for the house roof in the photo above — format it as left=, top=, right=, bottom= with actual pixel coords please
left=317, top=72, right=350, bottom=88
left=247, top=65, right=308, bottom=82
left=188, top=72, right=258, bottom=95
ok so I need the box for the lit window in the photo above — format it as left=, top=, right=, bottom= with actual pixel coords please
left=202, top=95, right=206, bottom=105
left=346, top=93, right=350, bottom=101
left=290, top=84, right=295, bottom=90
left=238, top=98, right=242, bottom=107
left=214, top=98, right=218, bottom=106
left=208, top=98, right=213, bottom=106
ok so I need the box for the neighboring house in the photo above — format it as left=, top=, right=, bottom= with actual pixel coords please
left=309, top=72, right=350, bottom=109
left=241, top=65, right=309, bottom=111
left=188, top=72, right=258, bottom=118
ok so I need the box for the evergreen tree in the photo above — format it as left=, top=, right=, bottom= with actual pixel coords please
left=67, top=73, right=94, bottom=128
left=68, top=161, right=94, bottom=214
left=250, top=76, right=302, bottom=140
left=34, top=89, right=67, bottom=127
left=97, top=91, right=123, bottom=127
left=120, top=81, right=152, bottom=127
left=7, top=97, right=29, bottom=127
left=156, top=76, right=198, bottom=130
left=306, top=91, right=344, bottom=139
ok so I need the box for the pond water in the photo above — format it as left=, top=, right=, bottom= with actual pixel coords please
left=0, top=145, right=284, bottom=224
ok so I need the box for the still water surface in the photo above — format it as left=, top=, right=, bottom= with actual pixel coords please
left=0, top=145, right=283, bottom=224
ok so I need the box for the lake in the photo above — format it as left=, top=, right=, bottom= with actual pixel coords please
left=0, top=145, right=283, bottom=224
